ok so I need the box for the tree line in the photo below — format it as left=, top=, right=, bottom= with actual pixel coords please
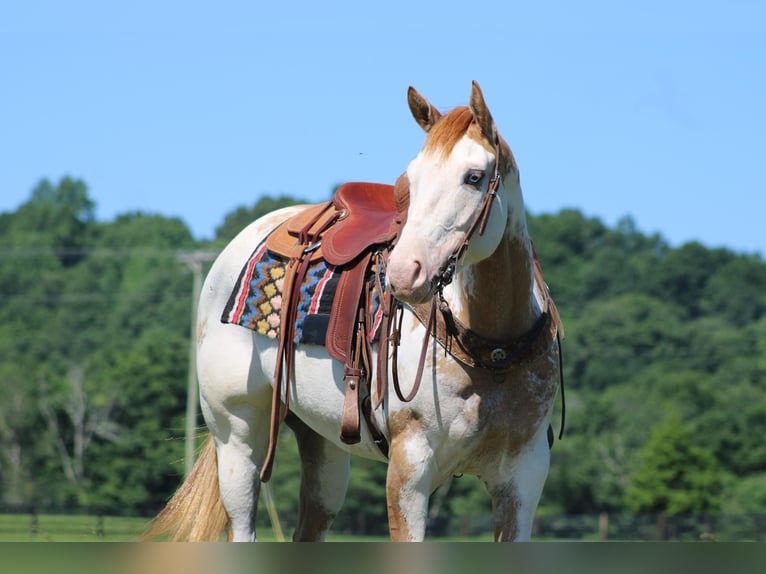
left=0, top=177, right=764, bottom=534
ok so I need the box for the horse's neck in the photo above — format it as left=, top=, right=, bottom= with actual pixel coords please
left=448, top=203, right=537, bottom=341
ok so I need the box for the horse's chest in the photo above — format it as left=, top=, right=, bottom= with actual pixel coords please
left=437, top=367, right=557, bottom=462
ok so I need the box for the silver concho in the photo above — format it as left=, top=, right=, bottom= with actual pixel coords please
left=490, top=348, right=507, bottom=362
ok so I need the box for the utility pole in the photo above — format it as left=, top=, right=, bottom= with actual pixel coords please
left=177, top=250, right=218, bottom=477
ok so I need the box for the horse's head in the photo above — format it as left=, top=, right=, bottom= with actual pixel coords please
left=388, top=81, right=520, bottom=304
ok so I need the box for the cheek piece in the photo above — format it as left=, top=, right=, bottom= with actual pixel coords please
left=434, top=140, right=502, bottom=292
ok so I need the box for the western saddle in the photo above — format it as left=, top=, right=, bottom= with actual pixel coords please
left=259, top=178, right=408, bottom=481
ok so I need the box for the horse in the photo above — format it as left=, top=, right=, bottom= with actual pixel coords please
left=146, top=81, right=563, bottom=542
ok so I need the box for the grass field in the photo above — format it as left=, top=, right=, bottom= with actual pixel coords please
left=0, top=513, right=152, bottom=542
left=0, top=513, right=396, bottom=542
left=0, top=513, right=308, bottom=542
left=0, top=513, right=494, bottom=542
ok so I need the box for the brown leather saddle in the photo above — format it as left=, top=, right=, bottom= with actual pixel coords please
left=259, top=179, right=409, bottom=481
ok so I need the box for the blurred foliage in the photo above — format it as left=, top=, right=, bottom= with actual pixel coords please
left=0, top=177, right=764, bottom=532
left=212, top=195, right=309, bottom=245
left=627, top=409, right=722, bottom=515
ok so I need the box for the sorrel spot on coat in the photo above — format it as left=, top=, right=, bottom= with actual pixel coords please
left=146, top=81, right=564, bottom=542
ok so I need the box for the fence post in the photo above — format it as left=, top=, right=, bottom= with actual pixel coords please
left=460, top=515, right=469, bottom=537
left=599, top=512, right=609, bottom=540
left=30, top=510, right=38, bottom=537
left=96, top=514, right=105, bottom=539
left=657, top=512, right=667, bottom=541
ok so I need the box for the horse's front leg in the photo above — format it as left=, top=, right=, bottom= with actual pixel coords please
left=385, top=419, right=434, bottom=541
left=486, top=428, right=551, bottom=541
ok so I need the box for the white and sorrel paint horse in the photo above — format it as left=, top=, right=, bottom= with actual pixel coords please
left=147, top=81, right=563, bottom=542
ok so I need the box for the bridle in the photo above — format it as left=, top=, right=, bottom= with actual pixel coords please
left=384, top=138, right=565, bottom=440
left=389, top=139, right=505, bottom=401
left=385, top=138, right=565, bottom=442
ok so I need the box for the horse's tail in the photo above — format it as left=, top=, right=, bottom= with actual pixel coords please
left=143, top=435, right=229, bottom=541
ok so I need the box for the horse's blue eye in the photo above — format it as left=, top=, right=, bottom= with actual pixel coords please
left=464, top=170, right=484, bottom=187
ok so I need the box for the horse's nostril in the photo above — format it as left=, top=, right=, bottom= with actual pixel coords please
left=410, top=259, right=422, bottom=276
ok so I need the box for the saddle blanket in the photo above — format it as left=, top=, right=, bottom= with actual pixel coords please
left=221, top=242, right=384, bottom=345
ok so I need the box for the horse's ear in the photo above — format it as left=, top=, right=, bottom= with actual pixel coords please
left=469, top=81, right=498, bottom=144
left=408, top=86, right=442, bottom=132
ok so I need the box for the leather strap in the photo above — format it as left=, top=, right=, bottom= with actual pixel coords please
left=409, top=299, right=555, bottom=371
left=265, top=202, right=334, bottom=261
left=339, top=306, right=366, bottom=444
left=261, top=254, right=306, bottom=482
left=434, top=141, right=502, bottom=290
left=409, top=250, right=562, bottom=372
left=374, top=275, right=394, bottom=409
left=391, top=297, right=436, bottom=403
left=260, top=208, right=341, bottom=482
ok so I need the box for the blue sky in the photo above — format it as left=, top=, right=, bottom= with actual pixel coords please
left=2, top=1, right=764, bottom=256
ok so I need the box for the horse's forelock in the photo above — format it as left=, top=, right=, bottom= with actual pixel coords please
left=423, top=106, right=474, bottom=158
left=423, top=106, right=518, bottom=175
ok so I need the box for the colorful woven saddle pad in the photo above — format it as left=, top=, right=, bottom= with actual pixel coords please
left=221, top=242, right=383, bottom=345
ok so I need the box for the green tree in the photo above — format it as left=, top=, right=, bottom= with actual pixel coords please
left=567, top=293, right=685, bottom=391
left=627, top=410, right=723, bottom=515
left=12, top=177, right=95, bottom=265
left=336, top=458, right=388, bottom=535
left=649, top=242, right=735, bottom=319
left=38, top=363, right=123, bottom=507
left=0, top=364, right=42, bottom=505
left=722, top=472, right=766, bottom=515
left=700, top=255, right=766, bottom=323
left=87, top=327, right=189, bottom=513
